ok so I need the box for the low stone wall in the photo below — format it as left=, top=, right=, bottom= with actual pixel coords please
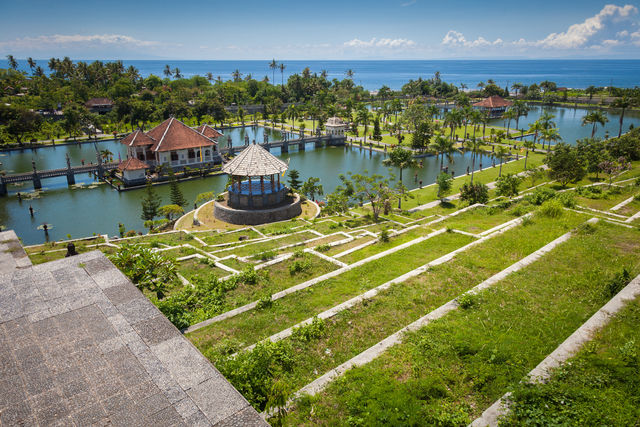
left=214, top=194, right=302, bottom=225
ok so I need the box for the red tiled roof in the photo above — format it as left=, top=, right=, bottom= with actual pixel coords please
left=196, top=124, right=223, bottom=140
left=120, top=130, right=156, bottom=147
left=85, top=97, right=114, bottom=107
left=147, top=118, right=215, bottom=152
left=473, top=95, right=513, bottom=108
left=118, top=157, right=149, bottom=171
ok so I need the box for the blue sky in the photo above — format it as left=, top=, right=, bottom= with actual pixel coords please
left=1, top=0, right=639, bottom=59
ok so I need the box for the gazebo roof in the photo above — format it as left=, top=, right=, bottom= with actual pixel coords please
left=326, top=116, right=346, bottom=127
left=222, top=143, right=288, bottom=177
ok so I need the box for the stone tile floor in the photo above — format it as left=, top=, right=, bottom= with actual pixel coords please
left=0, top=230, right=266, bottom=426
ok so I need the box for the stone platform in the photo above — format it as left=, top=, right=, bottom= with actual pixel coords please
left=214, top=194, right=303, bottom=225
left=0, top=230, right=266, bottom=426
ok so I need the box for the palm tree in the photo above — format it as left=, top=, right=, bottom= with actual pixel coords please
left=582, top=110, right=609, bottom=138
left=173, top=68, right=182, bottom=79
left=612, top=97, right=633, bottom=137
left=585, top=85, right=597, bottom=101
left=357, top=108, right=370, bottom=143
left=320, top=69, right=328, bottom=79
left=468, top=137, right=483, bottom=184
left=163, top=64, right=172, bottom=78
left=206, top=72, right=214, bottom=81
left=528, top=121, right=543, bottom=149
left=269, top=59, right=278, bottom=85
left=494, top=145, right=509, bottom=176
left=48, top=57, right=58, bottom=72
left=522, top=139, right=536, bottom=170
left=502, top=109, right=517, bottom=136
left=231, top=69, right=242, bottom=82
left=27, top=57, right=36, bottom=74
left=6, top=55, right=17, bottom=70
left=429, top=135, right=453, bottom=170
left=345, top=69, right=354, bottom=80
left=279, top=63, right=286, bottom=86
left=541, top=127, right=561, bottom=152
left=511, top=83, right=523, bottom=97
left=382, top=146, right=418, bottom=209
left=512, top=100, right=529, bottom=130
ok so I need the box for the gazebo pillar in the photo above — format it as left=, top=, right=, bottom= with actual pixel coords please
left=270, top=174, right=275, bottom=192
left=260, top=176, right=264, bottom=194
left=277, top=174, right=280, bottom=189
left=248, top=176, right=252, bottom=196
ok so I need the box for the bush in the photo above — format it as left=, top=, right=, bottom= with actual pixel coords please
left=379, top=228, right=390, bottom=242
left=289, top=257, right=312, bottom=276
left=495, top=174, right=521, bottom=198
left=315, top=243, right=331, bottom=252
left=527, top=187, right=556, bottom=205
left=606, top=267, right=631, bottom=297
left=256, top=294, right=273, bottom=309
left=555, top=191, right=577, bottom=208
left=109, top=244, right=177, bottom=299
left=459, top=182, right=489, bottom=205
left=538, top=200, right=564, bottom=218
left=457, top=293, right=476, bottom=309
left=292, top=316, right=326, bottom=342
left=256, top=250, right=277, bottom=261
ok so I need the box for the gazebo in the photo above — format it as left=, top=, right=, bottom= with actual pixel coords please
left=215, top=143, right=302, bottom=224
left=472, top=95, right=513, bottom=118
left=222, top=143, right=289, bottom=209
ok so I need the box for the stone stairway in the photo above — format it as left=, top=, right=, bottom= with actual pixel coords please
left=0, top=230, right=266, bottom=426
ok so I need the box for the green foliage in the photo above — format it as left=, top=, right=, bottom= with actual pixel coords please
left=538, top=200, right=564, bottom=218
left=287, top=169, right=302, bottom=191
left=109, top=244, right=177, bottom=299
left=606, top=267, right=631, bottom=297
left=215, top=340, right=294, bottom=410
left=301, top=176, right=323, bottom=201
left=291, top=316, right=327, bottom=342
left=459, top=182, right=489, bottom=205
left=168, top=169, right=187, bottom=207
left=256, top=250, right=277, bottom=261
left=315, top=243, right=331, bottom=252
left=457, top=293, right=477, bottom=309
left=159, top=204, right=184, bottom=220
left=436, top=172, right=453, bottom=200
left=526, top=187, right=556, bottom=205
left=256, top=294, right=273, bottom=310
left=411, top=121, right=434, bottom=151
left=495, top=174, right=521, bottom=198
left=545, top=143, right=586, bottom=186
left=289, top=256, right=312, bottom=276
left=606, top=126, right=640, bottom=161
left=555, top=191, right=577, bottom=208
left=195, top=191, right=215, bottom=205
left=140, top=181, right=161, bottom=223
left=379, top=228, right=391, bottom=243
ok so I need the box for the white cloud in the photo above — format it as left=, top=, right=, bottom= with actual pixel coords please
left=441, top=30, right=503, bottom=48
left=401, top=0, right=416, bottom=6
left=535, top=4, right=638, bottom=48
left=0, top=33, right=171, bottom=51
left=344, top=37, right=416, bottom=48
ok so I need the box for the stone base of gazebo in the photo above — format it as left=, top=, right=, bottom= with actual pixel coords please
left=214, top=194, right=302, bottom=225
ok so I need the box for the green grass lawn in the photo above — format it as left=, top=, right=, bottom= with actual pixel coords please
left=502, top=296, right=640, bottom=426
left=187, top=231, right=473, bottom=352
left=284, top=220, right=640, bottom=425
left=213, top=231, right=318, bottom=258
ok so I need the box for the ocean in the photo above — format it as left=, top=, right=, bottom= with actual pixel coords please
left=2, top=59, right=640, bottom=91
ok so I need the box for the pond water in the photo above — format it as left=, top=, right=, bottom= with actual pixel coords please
left=1, top=132, right=493, bottom=244
left=491, top=104, right=640, bottom=144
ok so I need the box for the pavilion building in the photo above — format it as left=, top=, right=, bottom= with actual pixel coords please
left=214, top=143, right=302, bottom=224
left=325, top=116, right=348, bottom=136
left=472, top=95, right=513, bottom=118
left=120, top=118, right=223, bottom=170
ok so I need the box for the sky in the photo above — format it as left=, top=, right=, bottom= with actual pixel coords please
left=1, top=0, right=640, bottom=60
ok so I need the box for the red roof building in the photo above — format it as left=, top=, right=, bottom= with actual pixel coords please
left=196, top=124, right=224, bottom=140
left=472, top=95, right=513, bottom=118
left=120, top=118, right=222, bottom=169
left=117, top=158, right=149, bottom=185
left=85, top=98, right=114, bottom=114
left=117, top=157, right=149, bottom=171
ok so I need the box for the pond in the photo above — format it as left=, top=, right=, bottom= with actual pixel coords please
left=0, top=129, right=494, bottom=244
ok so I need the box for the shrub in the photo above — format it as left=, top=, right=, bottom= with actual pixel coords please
left=315, top=243, right=331, bottom=252
left=292, top=316, right=326, bottom=342
left=256, top=294, right=273, bottom=309
left=521, top=215, right=534, bottom=226
left=527, top=187, right=556, bottom=205
left=538, top=200, right=564, bottom=218
left=256, top=250, right=277, bottom=261
left=289, top=257, right=312, bottom=276
left=459, top=182, right=489, bottom=205
left=555, top=192, right=577, bottom=208
left=379, top=228, right=390, bottom=242
left=457, top=293, right=476, bottom=309
left=495, top=174, right=521, bottom=198
left=606, top=267, right=631, bottom=297
left=109, top=244, right=177, bottom=299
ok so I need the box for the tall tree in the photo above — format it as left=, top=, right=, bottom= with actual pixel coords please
left=612, top=97, right=633, bottom=138
left=6, top=55, right=17, bottom=70
left=269, top=59, right=278, bottom=86
left=168, top=169, right=186, bottom=207
left=141, top=181, right=161, bottom=222
left=279, top=62, right=286, bottom=86
left=163, top=64, right=172, bottom=78
left=301, top=177, right=324, bottom=201
left=287, top=169, right=302, bottom=191
left=382, top=146, right=417, bottom=208
left=581, top=110, right=609, bottom=138
left=494, top=145, right=509, bottom=176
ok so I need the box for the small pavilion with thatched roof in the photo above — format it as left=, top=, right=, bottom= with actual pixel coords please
left=215, top=143, right=302, bottom=225
left=222, top=143, right=290, bottom=209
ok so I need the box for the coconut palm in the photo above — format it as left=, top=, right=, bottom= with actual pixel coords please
left=173, top=68, right=182, bottom=79
left=357, top=108, right=370, bottom=143
left=27, top=57, right=36, bottom=73
left=279, top=63, right=286, bottom=86
left=468, top=137, right=483, bottom=184
left=345, top=69, right=354, bottom=80
left=231, top=69, right=243, bottom=82
left=163, top=64, right=172, bottom=78
left=382, top=146, right=417, bottom=209
left=512, top=100, right=529, bottom=130
left=502, top=109, right=517, bottom=135
left=522, top=139, right=536, bottom=170
left=494, top=145, right=509, bottom=176
left=429, top=135, right=454, bottom=170
left=269, top=59, right=277, bottom=85
left=6, top=55, right=17, bottom=70
left=582, top=110, right=609, bottom=138
left=528, top=120, right=544, bottom=149
left=541, top=127, right=561, bottom=152
left=48, top=57, right=58, bottom=72
left=206, top=72, right=213, bottom=81
left=612, top=97, right=633, bottom=137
